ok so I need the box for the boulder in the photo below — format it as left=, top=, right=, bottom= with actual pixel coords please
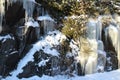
left=18, top=50, right=52, bottom=78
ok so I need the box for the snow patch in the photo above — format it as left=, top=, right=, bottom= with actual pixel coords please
left=69, top=40, right=79, bottom=56
left=25, top=21, right=39, bottom=27
left=37, top=15, right=54, bottom=21
left=0, top=34, right=14, bottom=42
left=38, top=59, right=49, bottom=67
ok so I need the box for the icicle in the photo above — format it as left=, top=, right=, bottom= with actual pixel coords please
left=44, top=19, right=47, bottom=35
left=0, top=0, right=6, bottom=33
left=87, top=18, right=102, bottom=40
left=118, top=36, right=120, bottom=68
left=117, top=28, right=120, bottom=68
left=97, top=16, right=103, bottom=40
left=0, top=0, right=17, bottom=33
left=42, top=7, right=45, bottom=16
left=97, top=40, right=106, bottom=72
left=98, top=40, right=104, bottom=51
left=86, top=19, right=97, bottom=40
left=104, top=28, right=109, bottom=51
left=6, top=0, right=18, bottom=9
left=23, top=0, right=35, bottom=22
left=37, top=6, right=42, bottom=16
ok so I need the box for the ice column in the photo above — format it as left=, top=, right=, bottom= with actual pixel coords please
left=23, top=0, right=35, bottom=22
left=106, top=25, right=120, bottom=68
left=0, top=0, right=6, bottom=33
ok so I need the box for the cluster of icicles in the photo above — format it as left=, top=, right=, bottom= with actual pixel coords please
left=0, top=0, right=36, bottom=32
left=82, top=15, right=120, bottom=74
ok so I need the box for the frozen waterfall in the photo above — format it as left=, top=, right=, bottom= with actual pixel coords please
left=79, top=18, right=107, bottom=75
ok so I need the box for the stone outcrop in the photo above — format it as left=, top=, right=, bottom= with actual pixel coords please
left=0, top=34, right=19, bottom=77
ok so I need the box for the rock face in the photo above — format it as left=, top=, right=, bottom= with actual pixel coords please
left=0, top=34, right=19, bottom=76
left=17, top=49, right=76, bottom=78
left=18, top=50, right=58, bottom=78
left=5, top=2, right=25, bottom=27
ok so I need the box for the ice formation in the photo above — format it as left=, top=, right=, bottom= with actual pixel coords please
left=0, top=0, right=5, bottom=33
left=23, top=0, right=35, bottom=21
left=105, top=24, right=120, bottom=68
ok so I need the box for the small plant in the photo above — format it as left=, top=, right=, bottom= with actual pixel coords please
left=62, top=15, right=87, bottom=40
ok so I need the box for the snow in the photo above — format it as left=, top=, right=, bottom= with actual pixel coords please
left=3, top=69, right=120, bottom=80
left=38, top=59, right=49, bottom=67
left=37, top=15, right=54, bottom=21
left=29, top=0, right=35, bottom=2
left=24, top=69, right=120, bottom=80
left=25, top=21, right=39, bottom=27
left=10, top=51, right=18, bottom=55
left=46, top=31, right=66, bottom=45
left=69, top=40, right=79, bottom=56
left=65, top=15, right=88, bottom=20
left=3, top=30, right=65, bottom=80
left=0, top=34, right=14, bottom=42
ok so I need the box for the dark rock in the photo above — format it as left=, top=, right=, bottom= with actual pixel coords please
left=0, top=34, right=19, bottom=77
left=34, top=51, right=52, bottom=76
left=25, top=27, right=40, bottom=44
left=18, top=50, right=61, bottom=78
left=14, top=24, right=39, bottom=56
left=77, top=62, right=83, bottom=76
left=18, top=61, right=38, bottom=79
left=105, top=51, right=118, bottom=71
left=17, top=50, right=51, bottom=78
left=59, top=56, right=75, bottom=76
left=20, top=45, right=33, bottom=59
left=5, top=2, right=25, bottom=27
